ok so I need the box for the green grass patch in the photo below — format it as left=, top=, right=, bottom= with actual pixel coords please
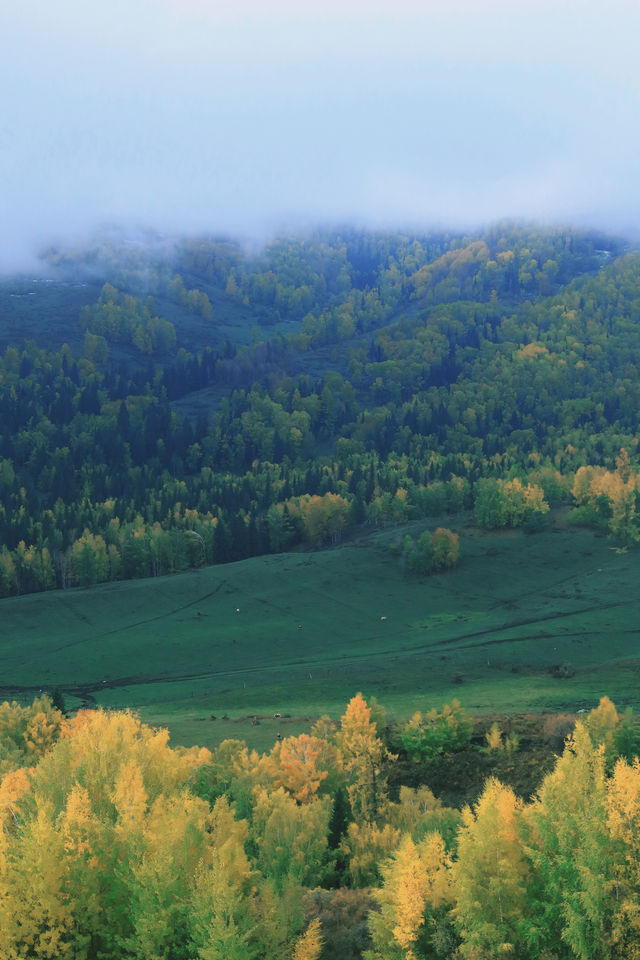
left=1, top=524, right=638, bottom=750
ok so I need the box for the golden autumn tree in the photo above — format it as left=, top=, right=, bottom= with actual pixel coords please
left=0, top=819, right=11, bottom=952
left=292, top=917, right=323, bottom=960
left=452, top=778, right=529, bottom=959
left=125, top=791, right=211, bottom=960
left=367, top=832, right=452, bottom=960
left=250, top=786, right=332, bottom=892
left=337, top=693, right=393, bottom=823
left=297, top=492, right=350, bottom=546
left=263, top=734, right=330, bottom=804
left=585, top=695, right=620, bottom=764
left=0, top=708, right=213, bottom=960
left=58, top=782, right=114, bottom=957
left=0, top=764, right=32, bottom=835
left=0, top=797, right=74, bottom=960
left=23, top=699, right=62, bottom=758
left=571, top=460, right=640, bottom=543
left=49, top=709, right=210, bottom=811
left=0, top=695, right=63, bottom=776
left=341, top=820, right=402, bottom=888
left=189, top=797, right=260, bottom=960
left=430, top=528, right=460, bottom=570
left=606, top=757, right=640, bottom=959
left=388, top=786, right=461, bottom=850
left=526, top=722, right=613, bottom=960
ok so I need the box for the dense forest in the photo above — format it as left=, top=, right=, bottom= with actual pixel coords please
left=1, top=692, right=640, bottom=959
left=1, top=222, right=639, bottom=596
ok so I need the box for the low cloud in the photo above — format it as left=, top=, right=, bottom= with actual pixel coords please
left=2, top=1, right=639, bottom=271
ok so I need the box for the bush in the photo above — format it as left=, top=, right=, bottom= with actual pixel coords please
left=484, top=722, right=519, bottom=754
left=565, top=504, right=608, bottom=531
left=403, top=528, right=459, bottom=576
left=550, top=662, right=576, bottom=679
left=399, top=699, right=472, bottom=762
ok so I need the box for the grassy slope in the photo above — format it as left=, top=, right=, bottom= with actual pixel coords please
left=0, top=278, right=104, bottom=353
left=1, top=517, right=638, bottom=751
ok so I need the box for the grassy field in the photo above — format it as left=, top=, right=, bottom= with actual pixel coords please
left=1, top=519, right=638, bottom=751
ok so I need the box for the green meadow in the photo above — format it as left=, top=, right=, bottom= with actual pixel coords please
left=1, top=520, right=638, bottom=751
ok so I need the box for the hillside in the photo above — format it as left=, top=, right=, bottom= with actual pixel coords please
left=1, top=514, right=637, bottom=749
left=1, top=223, right=638, bottom=596
left=1, top=222, right=640, bottom=731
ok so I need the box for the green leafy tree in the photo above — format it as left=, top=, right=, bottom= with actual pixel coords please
left=399, top=700, right=472, bottom=763
left=452, top=779, right=529, bottom=959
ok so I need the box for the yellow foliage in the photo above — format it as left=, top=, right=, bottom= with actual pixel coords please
left=292, top=917, right=323, bottom=960
left=251, top=786, right=331, bottom=891
left=390, top=785, right=443, bottom=831
left=368, top=831, right=451, bottom=960
left=0, top=797, right=74, bottom=959
left=0, top=764, right=32, bottom=834
left=607, top=757, right=640, bottom=843
left=141, top=790, right=209, bottom=863
left=432, top=527, right=460, bottom=567
left=572, top=462, right=640, bottom=543
left=586, top=696, right=620, bottom=754
left=265, top=734, right=329, bottom=804
left=485, top=722, right=504, bottom=752
left=452, top=779, right=528, bottom=958
left=337, top=693, right=392, bottom=823
left=418, top=832, right=452, bottom=910
left=0, top=696, right=63, bottom=776
left=606, top=759, right=640, bottom=957
left=61, top=783, right=95, bottom=857
left=516, top=342, right=550, bottom=360
left=296, top=492, right=350, bottom=545
left=55, top=709, right=208, bottom=812
left=23, top=708, right=60, bottom=755
left=341, top=820, right=402, bottom=887
left=111, top=759, right=148, bottom=839
left=205, top=796, right=253, bottom=881
left=390, top=836, right=431, bottom=951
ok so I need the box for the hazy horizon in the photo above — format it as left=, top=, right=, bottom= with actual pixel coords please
left=3, top=0, right=639, bottom=270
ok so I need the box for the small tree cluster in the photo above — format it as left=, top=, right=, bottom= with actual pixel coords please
left=473, top=476, right=550, bottom=529
left=403, top=528, right=460, bottom=576
left=569, top=452, right=640, bottom=544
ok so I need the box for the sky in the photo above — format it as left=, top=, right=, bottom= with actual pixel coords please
left=2, top=0, right=639, bottom=267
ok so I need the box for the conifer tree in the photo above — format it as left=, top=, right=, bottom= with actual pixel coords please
left=526, top=722, right=613, bottom=960
left=337, top=693, right=393, bottom=823
left=367, top=832, right=451, bottom=960
left=292, top=918, right=323, bottom=960
left=452, top=778, right=529, bottom=959
left=605, top=757, right=640, bottom=958
left=189, top=797, right=260, bottom=960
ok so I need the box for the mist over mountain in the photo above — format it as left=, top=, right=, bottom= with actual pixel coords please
left=2, top=0, right=639, bottom=271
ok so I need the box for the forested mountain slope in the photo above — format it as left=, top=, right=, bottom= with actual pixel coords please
left=0, top=223, right=637, bottom=596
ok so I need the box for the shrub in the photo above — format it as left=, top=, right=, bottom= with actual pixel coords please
left=484, top=722, right=519, bottom=754
left=399, top=700, right=472, bottom=762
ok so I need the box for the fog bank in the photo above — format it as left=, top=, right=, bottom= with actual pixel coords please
left=2, top=1, right=639, bottom=269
